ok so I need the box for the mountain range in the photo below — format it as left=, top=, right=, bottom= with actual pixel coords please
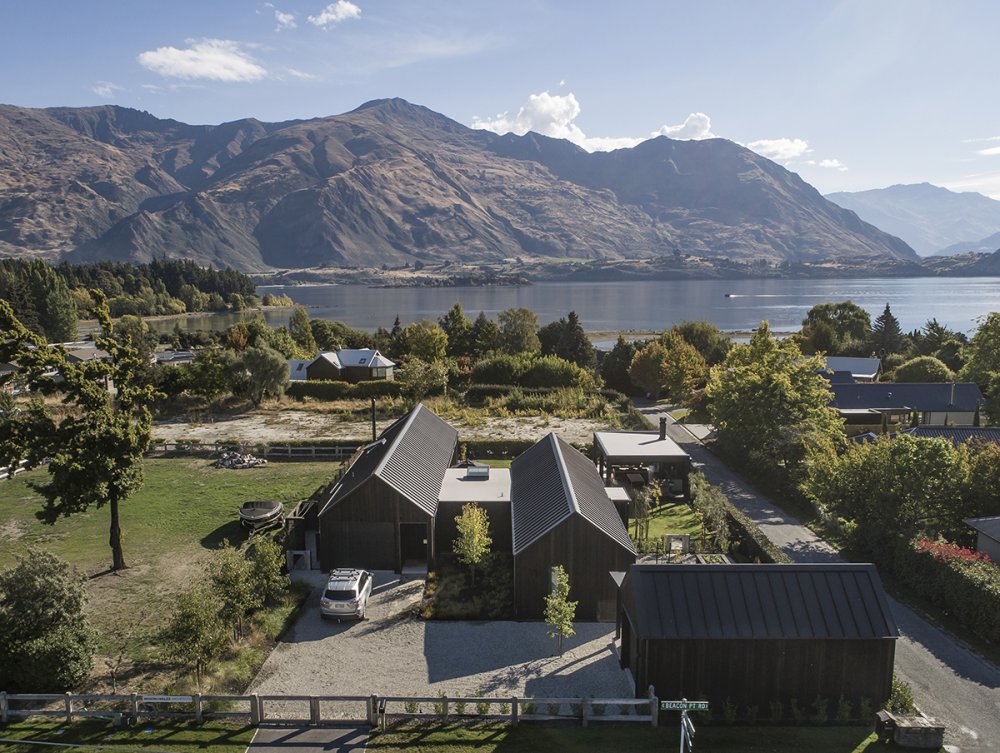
left=826, top=183, right=1000, bottom=257
left=0, top=98, right=919, bottom=273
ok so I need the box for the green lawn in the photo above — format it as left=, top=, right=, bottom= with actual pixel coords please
left=0, top=719, right=255, bottom=753
left=368, top=723, right=887, bottom=753
left=0, top=458, right=337, bottom=640
left=643, top=502, right=703, bottom=540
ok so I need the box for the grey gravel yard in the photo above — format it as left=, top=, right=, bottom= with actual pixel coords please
left=250, top=571, right=633, bottom=709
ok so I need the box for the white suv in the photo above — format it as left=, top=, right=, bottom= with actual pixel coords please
left=320, top=569, right=373, bottom=621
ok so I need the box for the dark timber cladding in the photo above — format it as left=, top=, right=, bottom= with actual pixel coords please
left=317, top=403, right=457, bottom=572
left=618, top=564, right=899, bottom=707
left=512, top=433, right=636, bottom=621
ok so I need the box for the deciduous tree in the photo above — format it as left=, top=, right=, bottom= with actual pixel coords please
left=892, top=356, right=954, bottom=383
left=453, top=503, right=492, bottom=585
left=498, top=308, right=541, bottom=354
left=163, top=587, right=228, bottom=691
left=208, top=542, right=260, bottom=639
left=544, top=565, right=577, bottom=656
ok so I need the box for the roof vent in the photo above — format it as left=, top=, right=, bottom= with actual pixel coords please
left=466, top=462, right=490, bottom=480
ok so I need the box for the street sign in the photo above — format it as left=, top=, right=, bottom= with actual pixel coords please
left=661, top=700, right=710, bottom=711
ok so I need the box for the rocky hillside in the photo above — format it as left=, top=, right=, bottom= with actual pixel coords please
left=0, top=98, right=917, bottom=272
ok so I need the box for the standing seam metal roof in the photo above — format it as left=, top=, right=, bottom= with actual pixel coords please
left=510, top=433, right=636, bottom=556
left=965, top=515, right=1000, bottom=542
left=621, top=564, right=898, bottom=640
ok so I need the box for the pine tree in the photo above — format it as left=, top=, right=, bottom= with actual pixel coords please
left=600, top=336, right=637, bottom=394
left=557, top=311, right=595, bottom=369
left=439, top=303, right=472, bottom=357
left=870, top=304, right=905, bottom=356
left=469, top=312, right=503, bottom=358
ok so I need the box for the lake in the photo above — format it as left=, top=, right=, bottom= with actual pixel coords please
left=146, top=277, right=1000, bottom=339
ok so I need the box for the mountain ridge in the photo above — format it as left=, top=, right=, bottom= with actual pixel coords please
left=0, top=98, right=918, bottom=272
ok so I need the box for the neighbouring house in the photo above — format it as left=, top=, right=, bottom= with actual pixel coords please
left=511, top=433, right=637, bottom=621
left=154, top=350, right=197, bottom=366
left=0, top=361, right=17, bottom=393
left=316, top=403, right=457, bottom=573
left=964, top=516, right=1000, bottom=562
left=830, top=382, right=985, bottom=431
left=305, top=349, right=395, bottom=383
left=287, top=359, right=310, bottom=381
left=617, top=563, right=898, bottom=707
left=63, top=347, right=110, bottom=364
left=436, top=463, right=512, bottom=556
left=822, top=356, right=881, bottom=383
left=852, top=426, right=1000, bottom=448
left=593, top=419, right=692, bottom=499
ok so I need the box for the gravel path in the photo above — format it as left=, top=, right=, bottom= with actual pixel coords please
left=250, top=571, right=632, bottom=718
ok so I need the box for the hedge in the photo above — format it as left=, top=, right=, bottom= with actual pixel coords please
left=458, top=438, right=589, bottom=461
left=286, top=379, right=404, bottom=400
left=892, top=537, right=1000, bottom=643
left=726, top=504, right=793, bottom=564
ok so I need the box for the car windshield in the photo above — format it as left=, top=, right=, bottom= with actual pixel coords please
left=324, top=589, right=356, bottom=600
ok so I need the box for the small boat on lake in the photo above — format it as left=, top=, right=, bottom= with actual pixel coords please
left=238, top=500, right=285, bottom=531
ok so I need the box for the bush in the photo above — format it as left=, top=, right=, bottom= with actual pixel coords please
left=286, top=380, right=403, bottom=401
left=470, top=353, right=590, bottom=389
left=889, top=675, right=916, bottom=714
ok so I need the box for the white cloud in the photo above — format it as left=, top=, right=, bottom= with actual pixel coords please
left=652, top=112, right=715, bottom=140
left=819, top=158, right=848, bottom=171
left=978, top=146, right=1000, bottom=156
left=941, top=172, right=1000, bottom=200
left=963, top=135, right=1000, bottom=143
left=285, top=67, right=318, bottom=80
left=274, top=9, right=297, bottom=30
left=308, top=0, right=361, bottom=28
left=92, top=81, right=122, bottom=98
left=747, top=137, right=811, bottom=161
left=138, top=39, right=267, bottom=82
left=472, top=90, right=716, bottom=153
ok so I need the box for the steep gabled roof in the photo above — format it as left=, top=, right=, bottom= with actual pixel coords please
left=310, top=351, right=343, bottom=370
left=511, top=433, right=635, bottom=556
left=822, top=356, right=881, bottom=379
left=621, top=564, right=898, bottom=641
left=318, top=403, right=457, bottom=517
left=338, top=348, right=395, bottom=369
left=830, top=382, right=984, bottom=412
left=965, top=515, right=1000, bottom=543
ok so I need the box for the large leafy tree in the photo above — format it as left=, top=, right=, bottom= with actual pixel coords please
left=397, top=320, right=448, bottom=363
left=0, top=293, right=159, bottom=571
left=705, top=321, right=843, bottom=489
left=799, top=301, right=871, bottom=355
left=629, top=331, right=707, bottom=401
left=163, top=586, right=228, bottom=691
left=498, top=307, right=541, bottom=354
left=673, top=320, right=733, bottom=366
left=600, top=336, right=637, bottom=394
left=237, top=345, right=289, bottom=407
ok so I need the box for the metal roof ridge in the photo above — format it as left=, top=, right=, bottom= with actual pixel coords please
left=374, top=402, right=424, bottom=478
left=550, top=433, right=581, bottom=516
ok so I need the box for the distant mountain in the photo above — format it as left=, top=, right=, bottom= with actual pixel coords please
left=0, top=99, right=918, bottom=272
left=826, top=183, right=1000, bottom=257
left=934, top=230, right=1000, bottom=257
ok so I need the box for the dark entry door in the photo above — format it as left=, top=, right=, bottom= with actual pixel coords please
left=399, top=522, right=428, bottom=564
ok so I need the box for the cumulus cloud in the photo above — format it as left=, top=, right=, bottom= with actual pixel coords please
left=92, top=81, right=122, bottom=99
left=819, top=158, right=848, bottom=171
left=472, top=90, right=716, bottom=152
left=274, top=9, right=297, bottom=30
left=138, top=39, right=267, bottom=81
left=746, top=138, right=811, bottom=161
left=308, top=0, right=361, bottom=28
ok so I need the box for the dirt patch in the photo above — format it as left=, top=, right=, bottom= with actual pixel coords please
left=0, top=519, right=25, bottom=543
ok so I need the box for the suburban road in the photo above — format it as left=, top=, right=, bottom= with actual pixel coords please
left=634, top=402, right=1000, bottom=753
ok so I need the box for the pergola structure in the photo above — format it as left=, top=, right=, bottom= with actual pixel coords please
left=593, top=421, right=692, bottom=500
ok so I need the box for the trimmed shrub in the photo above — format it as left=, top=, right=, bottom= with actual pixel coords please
left=286, top=379, right=403, bottom=401
left=470, top=353, right=590, bottom=389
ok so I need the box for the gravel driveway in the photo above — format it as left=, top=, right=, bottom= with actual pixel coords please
left=250, top=571, right=633, bottom=715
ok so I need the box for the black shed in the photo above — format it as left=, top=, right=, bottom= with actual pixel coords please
left=511, top=433, right=636, bottom=621
left=317, top=403, right=457, bottom=572
left=618, top=564, right=898, bottom=709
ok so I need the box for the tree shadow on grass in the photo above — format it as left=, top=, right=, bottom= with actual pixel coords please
left=201, top=519, right=247, bottom=549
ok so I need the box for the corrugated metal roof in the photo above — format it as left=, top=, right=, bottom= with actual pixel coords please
left=831, top=383, right=984, bottom=412
left=823, top=356, right=881, bottom=378
left=511, top=433, right=636, bottom=556
left=965, top=515, right=1000, bottom=542
left=318, top=403, right=456, bottom=518
left=903, top=426, right=1000, bottom=446
left=621, top=564, right=898, bottom=640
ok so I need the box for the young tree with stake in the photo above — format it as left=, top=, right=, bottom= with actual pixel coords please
left=453, top=502, right=491, bottom=585
left=544, top=565, right=578, bottom=656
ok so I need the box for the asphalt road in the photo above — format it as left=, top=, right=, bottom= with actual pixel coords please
left=247, top=726, right=368, bottom=753
left=634, top=401, right=1000, bottom=753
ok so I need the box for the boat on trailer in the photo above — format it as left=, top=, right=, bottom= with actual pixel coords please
left=238, top=500, right=285, bottom=531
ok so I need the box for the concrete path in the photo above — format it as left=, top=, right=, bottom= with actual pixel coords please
left=633, top=400, right=1000, bottom=752
left=247, top=726, right=368, bottom=753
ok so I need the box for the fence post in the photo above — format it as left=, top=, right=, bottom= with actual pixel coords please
left=309, top=697, right=320, bottom=725
left=130, top=693, right=139, bottom=721
left=511, top=697, right=519, bottom=726
left=250, top=694, right=261, bottom=725
left=64, top=693, right=73, bottom=723
left=582, top=697, right=589, bottom=728
left=1, top=691, right=7, bottom=724
left=194, top=694, right=203, bottom=725
left=648, top=685, right=658, bottom=728
left=367, top=695, right=377, bottom=726
left=442, top=696, right=449, bottom=722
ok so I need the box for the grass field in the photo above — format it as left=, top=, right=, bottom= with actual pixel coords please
left=0, top=458, right=336, bottom=647
left=0, top=719, right=255, bottom=753
left=643, top=501, right=703, bottom=540
left=367, top=723, right=887, bottom=753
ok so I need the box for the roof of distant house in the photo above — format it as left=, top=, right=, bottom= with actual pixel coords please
left=511, top=433, right=635, bottom=556
left=593, top=430, right=691, bottom=463
left=964, top=516, right=1000, bottom=542
left=287, top=359, right=310, bottom=380
left=438, top=467, right=511, bottom=503
left=318, top=403, right=456, bottom=518
left=620, top=563, right=899, bottom=641
left=311, top=349, right=395, bottom=370
left=822, top=356, right=881, bottom=379
left=830, top=382, right=984, bottom=412
left=902, top=426, right=1000, bottom=446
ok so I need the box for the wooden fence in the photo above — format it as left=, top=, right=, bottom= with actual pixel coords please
left=0, top=460, right=29, bottom=481
left=146, top=441, right=360, bottom=461
left=0, top=688, right=658, bottom=729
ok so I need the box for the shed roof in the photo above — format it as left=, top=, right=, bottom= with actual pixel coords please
left=438, top=467, right=511, bottom=503
left=822, top=356, right=881, bottom=379
left=593, top=431, right=690, bottom=464
left=620, top=563, right=898, bottom=641
left=511, top=433, right=635, bottom=556
left=830, top=382, right=984, bottom=413
left=318, top=403, right=456, bottom=518
left=965, top=516, right=1000, bottom=543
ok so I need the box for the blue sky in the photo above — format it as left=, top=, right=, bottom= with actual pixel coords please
left=3, top=0, right=1000, bottom=197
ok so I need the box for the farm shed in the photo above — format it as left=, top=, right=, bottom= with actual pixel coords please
left=511, top=433, right=636, bottom=621
left=618, top=564, right=898, bottom=708
left=436, top=464, right=512, bottom=555
left=317, top=403, right=457, bottom=572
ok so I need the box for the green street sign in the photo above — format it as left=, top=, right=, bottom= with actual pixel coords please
left=661, top=700, right=710, bottom=711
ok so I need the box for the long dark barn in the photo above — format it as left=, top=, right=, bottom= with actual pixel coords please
left=618, top=564, right=898, bottom=711
left=511, top=433, right=636, bottom=621
left=316, top=403, right=457, bottom=573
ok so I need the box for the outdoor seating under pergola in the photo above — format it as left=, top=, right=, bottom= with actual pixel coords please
left=593, top=422, right=692, bottom=500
